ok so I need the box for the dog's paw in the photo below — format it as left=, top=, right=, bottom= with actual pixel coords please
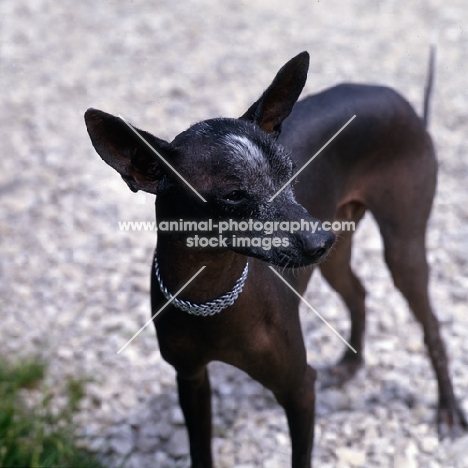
left=438, top=404, right=468, bottom=439
left=317, top=359, right=363, bottom=390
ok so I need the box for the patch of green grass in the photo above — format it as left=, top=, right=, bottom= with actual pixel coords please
left=0, top=356, right=106, bottom=468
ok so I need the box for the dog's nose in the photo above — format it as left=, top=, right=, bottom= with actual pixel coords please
left=301, top=230, right=335, bottom=262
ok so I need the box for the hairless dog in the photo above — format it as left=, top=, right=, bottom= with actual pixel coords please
left=85, top=51, right=466, bottom=467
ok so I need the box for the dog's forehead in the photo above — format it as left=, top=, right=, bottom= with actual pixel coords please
left=221, top=133, right=270, bottom=170
left=170, top=118, right=295, bottom=197
left=175, top=118, right=292, bottom=171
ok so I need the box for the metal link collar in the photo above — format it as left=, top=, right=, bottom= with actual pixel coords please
left=154, top=257, right=249, bottom=317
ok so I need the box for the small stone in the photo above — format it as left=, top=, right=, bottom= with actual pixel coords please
left=322, top=388, right=350, bottom=412
left=275, top=432, right=289, bottom=447
left=445, top=434, right=468, bottom=462
left=167, top=428, right=189, bottom=457
left=88, top=437, right=106, bottom=452
left=126, top=453, right=146, bottom=468
left=264, top=457, right=286, bottom=468
left=135, top=425, right=160, bottom=453
left=108, top=424, right=134, bottom=455
left=170, top=407, right=185, bottom=425
left=407, top=337, right=423, bottom=352
left=218, top=383, right=233, bottom=395
left=405, top=440, right=419, bottom=457
left=155, top=421, right=172, bottom=440
left=335, top=447, right=366, bottom=466
left=215, top=437, right=235, bottom=468
left=57, top=347, right=73, bottom=359
left=420, top=437, right=438, bottom=453
left=154, top=451, right=170, bottom=466
left=393, top=454, right=417, bottom=468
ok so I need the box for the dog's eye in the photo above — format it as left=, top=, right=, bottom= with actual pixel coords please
left=223, top=190, right=245, bottom=203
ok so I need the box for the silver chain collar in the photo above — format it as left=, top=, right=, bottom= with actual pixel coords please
left=154, top=257, right=249, bottom=317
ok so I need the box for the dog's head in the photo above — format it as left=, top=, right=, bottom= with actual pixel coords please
left=84, top=52, right=334, bottom=267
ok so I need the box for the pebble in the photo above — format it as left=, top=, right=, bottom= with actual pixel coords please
left=167, top=428, right=189, bottom=457
left=445, top=435, right=468, bottom=463
left=108, top=424, right=134, bottom=455
left=1, top=0, right=468, bottom=467
left=420, top=437, right=438, bottom=453
left=335, top=447, right=366, bottom=466
left=135, top=425, right=160, bottom=453
left=170, top=407, right=185, bottom=425
left=393, top=453, right=418, bottom=468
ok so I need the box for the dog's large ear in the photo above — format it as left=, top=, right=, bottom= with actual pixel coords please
left=84, top=109, right=172, bottom=194
left=240, top=51, right=309, bottom=137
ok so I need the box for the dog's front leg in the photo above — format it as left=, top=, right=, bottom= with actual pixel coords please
left=275, top=365, right=317, bottom=468
left=177, top=368, right=213, bottom=468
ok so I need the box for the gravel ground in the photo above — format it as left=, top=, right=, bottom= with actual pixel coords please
left=1, top=1, right=468, bottom=467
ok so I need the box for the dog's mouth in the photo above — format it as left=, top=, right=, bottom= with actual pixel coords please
left=271, top=250, right=330, bottom=268
left=232, top=242, right=332, bottom=269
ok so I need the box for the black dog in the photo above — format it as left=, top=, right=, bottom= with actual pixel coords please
left=85, top=51, right=466, bottom=467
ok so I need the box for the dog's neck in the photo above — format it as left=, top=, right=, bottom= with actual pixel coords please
left=153, top=255, right=248, bottom=316
left=156, top=235, right=248, bottom=304
left=155, top=199, right=249, bottom=305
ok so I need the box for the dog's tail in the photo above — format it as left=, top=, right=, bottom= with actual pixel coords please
left=422, top=45, right=436, bottom=129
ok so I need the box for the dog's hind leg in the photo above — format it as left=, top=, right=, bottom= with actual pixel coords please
left=318, top=203, right=367, bottom=388
left=368, top=147, right=467, bottom=438
left=376, top=215, right=467, bottom=438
